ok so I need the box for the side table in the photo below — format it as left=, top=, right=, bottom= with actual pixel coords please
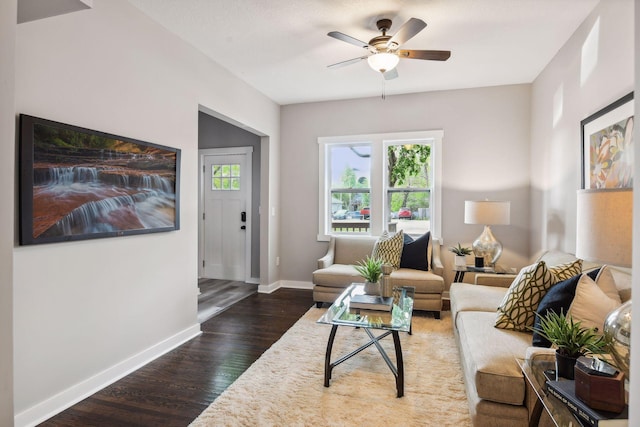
left=516, top=357, right=578, bottom=427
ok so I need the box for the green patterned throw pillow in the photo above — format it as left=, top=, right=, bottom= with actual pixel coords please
left=495, top=261, right=556, bottom=331
left=372, top=230, right=404, bottom=269
left=549, top=259, right=583, bottom=281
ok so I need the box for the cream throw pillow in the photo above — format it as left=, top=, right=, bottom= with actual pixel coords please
left=495, top=261, right=556, bottom=331
left=372, top=230, right=404, bottom=269
left=594, top=265, right=622, bottom=304
left=568, top=274, right=621, bottom=333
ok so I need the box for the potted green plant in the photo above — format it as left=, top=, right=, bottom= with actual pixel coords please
left=354, top=255, right=383, bottom=295
left=449, top=243, right=472, bottom=267
left=532, top=310, right=609, bottom=379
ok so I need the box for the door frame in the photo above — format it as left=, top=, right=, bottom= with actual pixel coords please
left=198, top=146, right=253, bottom=282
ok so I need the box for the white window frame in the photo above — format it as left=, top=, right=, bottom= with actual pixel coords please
left=318, top=130, right=443, bottom=241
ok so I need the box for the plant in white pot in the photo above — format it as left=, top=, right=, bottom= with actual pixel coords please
left=532, top=310, right=609, bottom=379
left=354, top=255, right=383, bottom=295
left=449, top=243, right=472, bottom=267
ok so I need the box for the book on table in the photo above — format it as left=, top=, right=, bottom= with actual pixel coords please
left=546, top=380, right=628, bottom=426
left=349, top=294, right=393, bottom=311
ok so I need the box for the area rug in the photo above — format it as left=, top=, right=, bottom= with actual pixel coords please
left=190, top=307, right=471, bottom=427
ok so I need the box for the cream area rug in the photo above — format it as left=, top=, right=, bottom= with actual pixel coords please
left=191, top=307, right=471, bottom=427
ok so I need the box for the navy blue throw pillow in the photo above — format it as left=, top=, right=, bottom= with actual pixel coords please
left=399, top=231, right=430, bottom=271
left=531, top=268, right=601, bottom=347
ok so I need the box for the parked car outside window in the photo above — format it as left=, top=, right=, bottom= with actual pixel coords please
left=360, top=207, right=370, bottom=219
left=398, top=207, right=413, bottom=219
left=332, top=209, right=347, bottom=220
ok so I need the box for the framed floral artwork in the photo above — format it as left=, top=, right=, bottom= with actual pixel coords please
left=581, top=92, right=634, bottom=189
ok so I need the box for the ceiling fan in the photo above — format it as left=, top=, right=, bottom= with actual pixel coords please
left=327, top=17, right=451, bottom=80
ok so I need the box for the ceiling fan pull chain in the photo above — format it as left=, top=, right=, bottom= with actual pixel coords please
left=381, top=78, right=386, bottom=100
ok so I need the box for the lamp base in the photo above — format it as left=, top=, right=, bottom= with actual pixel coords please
left=472, top=225, right=503, bottom=266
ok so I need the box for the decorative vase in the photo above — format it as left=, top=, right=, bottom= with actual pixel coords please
left=454, top=255, right=466, bottom=267
left=364, top=281, right=380, bottom=295
left=556, top=352, right=578, bottom=379
left=604, top=300, right=632, bottom=380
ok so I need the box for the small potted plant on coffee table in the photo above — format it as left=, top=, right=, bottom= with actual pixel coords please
left=354, top=255, right=383, bottom=295
left=449, top=243, right=472, bottom=267
left=532, top=309, right=609, bottom=379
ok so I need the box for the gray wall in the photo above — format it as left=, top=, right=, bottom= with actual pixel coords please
left=13, top=0, right=280, bottom=423
left=0, top=1, right=15, bottom=425
left=529, top=0, right=634, bottom=255
left=199, top=112, right=261, bottom=279
left=280, top=84, right=532, bottom=288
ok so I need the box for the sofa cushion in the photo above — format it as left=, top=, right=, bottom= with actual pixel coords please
left=372, top=230, right=404, bottom=269
left=568, top=274, right=621, bottom=332
left=450, top=283, right=507, bottom=317
left=495, top=261, right=555, bottom=331
left=312, top=264, right=361, bottom=288
left=332, top=236, right=377, bottom=265
left=390, top=268, right=443, bottom=293
left=456, top=311, right=531, bottom=405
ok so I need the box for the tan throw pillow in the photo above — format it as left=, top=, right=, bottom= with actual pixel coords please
left=372, top=230, right=404, bottom=269
left=594, top=265, right=622, bottom=304
left=568, top=274, right=621, bottom=333
left=495, top=261, right=556, bottom=331
left=548, top=259, right=583, bottom=282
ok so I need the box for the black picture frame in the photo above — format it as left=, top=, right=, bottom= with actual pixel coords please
left=580, top=92, right=634, bottom=189
left=19, top=114, right=181, bottom=245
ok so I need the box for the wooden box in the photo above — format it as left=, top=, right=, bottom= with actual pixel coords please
left=574, top=363, right=625, bottom=413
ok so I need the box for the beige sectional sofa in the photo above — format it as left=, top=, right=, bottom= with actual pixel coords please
left=450, top=250, right=632, bottom=427
left=312, top=234, right=445, bottom=318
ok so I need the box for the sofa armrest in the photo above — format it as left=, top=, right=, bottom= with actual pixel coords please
left=430, top=237, right=444, bottom=277
left=317, top=237, right=336, bottom=269
left=474, top=273, right=516, bottom=287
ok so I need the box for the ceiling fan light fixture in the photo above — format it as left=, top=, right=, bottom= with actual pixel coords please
left=367, top=52, right=399, bottom=74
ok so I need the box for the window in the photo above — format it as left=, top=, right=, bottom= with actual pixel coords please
left=318, top=131, right=442, bottom=240
left=212, top=163, right=240, bottom=190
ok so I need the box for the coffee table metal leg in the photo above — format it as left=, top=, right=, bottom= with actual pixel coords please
left=392, top=330, right=404, bottom=397
left=324, top=324, right=338, bottom=387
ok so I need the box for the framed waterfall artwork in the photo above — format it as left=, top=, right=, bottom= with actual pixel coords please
left=19, top=114, right=181, bottom=245
left=581, top=92, right=634, bottom=189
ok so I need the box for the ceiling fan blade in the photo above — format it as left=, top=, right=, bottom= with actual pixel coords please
left=383, top=68, right=399, bottom=80
left=327, top=31, right=370, bottom=49
left=327, top=56, right=368, bottom=69
left=386, top=18, right=427, bottom=50
left=397, top=49, right=451, bottom=61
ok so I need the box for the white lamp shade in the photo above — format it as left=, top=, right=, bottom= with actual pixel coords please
left=367, top=52, right=400, bottom=73
left=464, top=201, right=511, bottom=225
left=576, top=189, right=632, bottom=267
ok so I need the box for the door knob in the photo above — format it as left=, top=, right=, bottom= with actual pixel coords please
left=241, top=225, right=246, bottom=230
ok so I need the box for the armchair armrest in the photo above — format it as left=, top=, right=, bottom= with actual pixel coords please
left=430, top=237, right=444, bottom=277
left=474, top=273, right=516, bottom=288
left=317, top=237, right=336, bottom=269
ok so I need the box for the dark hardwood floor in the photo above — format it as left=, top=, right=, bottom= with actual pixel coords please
left=40, top=288, right=314, bottom=426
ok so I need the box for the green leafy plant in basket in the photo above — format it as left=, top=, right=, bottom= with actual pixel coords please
left=449, top=243, right=472, bottom=256
left=354, top=255, right=383, bottom=283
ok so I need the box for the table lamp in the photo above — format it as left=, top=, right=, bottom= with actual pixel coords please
left=464, top=200, right=510, bottom=266
left=576, top=188, right=632, bottom=380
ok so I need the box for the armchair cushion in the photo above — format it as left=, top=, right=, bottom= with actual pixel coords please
left=372, top=230, right=404, bottom=269
left=399, top=231, right=430, bottom=271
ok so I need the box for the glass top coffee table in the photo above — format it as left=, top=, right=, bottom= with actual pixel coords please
left=317, top=283, right=415, bottom=397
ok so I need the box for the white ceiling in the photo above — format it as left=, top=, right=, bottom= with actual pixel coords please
left=127, top=0, right=600, bottom=105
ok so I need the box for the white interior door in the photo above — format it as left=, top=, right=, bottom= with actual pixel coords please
left=201, top=149, right=251, bottom=280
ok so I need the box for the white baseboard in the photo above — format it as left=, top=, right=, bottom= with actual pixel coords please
left=258, top=280, right=313, bottom=294
left=280, top=280, right=313, bottom=290
left=15, top=324, right=202, bottom=427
